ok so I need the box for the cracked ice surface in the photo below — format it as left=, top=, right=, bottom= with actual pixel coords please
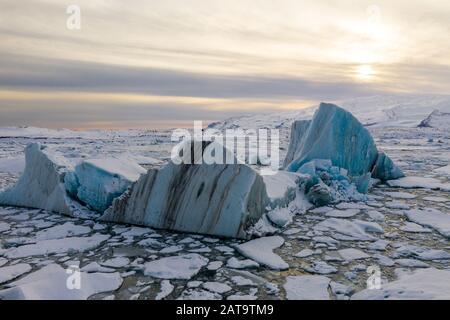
left=0, top=123, right=450, bottom=300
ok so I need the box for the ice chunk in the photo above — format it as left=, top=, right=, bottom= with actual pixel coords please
left=66, top=158, right=146, bottom=212
left=393, top=244, right=450, bottom=260
left=4, top=234, right=109, bottom=259
left=35, top=222, right=91, bottom=240
left=100, top=257, right=130, bottom=268
left=400, top=222, right=431, bottom=233
left=434, top=164, right=450, bottom=175
left=325, top=209, right=360, bottom=218
left=81, top=262, right=115, bottom=273
left=395, top=259, right=429, bottom=268
left=0, top=264, right=32, bottom=285
left=0, top=143, right=74, bottom=216
left=295, top=248, right=314, bottom=258
left=102, top=140, right=269, bottom=239
left=235, top=236, right=288, bottom=270
left=203, top=282, right=232, bottom=294
left=0, top=222, right=10, bottom=233
left=0, top=264, right=122, bottom=300
left=298, top=159, right=367, bottom=204
left=387, top=176, right=450, bottom=191
left=306, top=181, right=334, bottom=206
left=284, top=275, right=330, bottom=300
left=156, top=280, right=174, bottom=300
left=262, top=171, right=301, bottom=209
left=315, top=218, right=383, bottom=241
left=266, top=207, right=292, bottom=228
left=384, top=191, right=417, bottom=199
left=226, top=257, right=259, bottom=269
left=352, top=268, right=450, bottom=300
left=338, top=248, right=370, bottom=261
left=405, top=208, right=450, bottom=238
left=144, top=253, right=208, bottom=280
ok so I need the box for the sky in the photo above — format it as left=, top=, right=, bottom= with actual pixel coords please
left=0, top=0, right=449, bottom=129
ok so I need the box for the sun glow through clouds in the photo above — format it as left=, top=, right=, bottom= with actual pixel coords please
left=356, top=65, right=375, bottom=80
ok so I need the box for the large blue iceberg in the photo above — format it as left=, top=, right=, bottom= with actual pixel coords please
left=284, top=103, right=404, bottom=203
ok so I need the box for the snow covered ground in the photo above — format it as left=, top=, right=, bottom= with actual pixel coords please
left=0, top=95, right=449, bottom=300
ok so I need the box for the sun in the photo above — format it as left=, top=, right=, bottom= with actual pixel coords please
left=356, top=65, right=375, bottom=80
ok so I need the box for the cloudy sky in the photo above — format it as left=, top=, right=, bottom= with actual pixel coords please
left=0, top=0, right=449, bottom=129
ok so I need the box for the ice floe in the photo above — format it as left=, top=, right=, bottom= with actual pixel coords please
left=0, top=221, right=10, bottom=232
left=235, top=236, right=288, bottom=270
left=352, top=268, right=450, bottom=300
left=144, top=253, right=208, bottom=279
left=434, top=164, right=450, bottom=175
left=0, top=264, right=122, bottom=300
left=35, top=222, right=91, bottom=240
left=393, top=244, right=450, bottom=260
left=405, top=208, right=450, bottom=238
left=226, top=257, right=259, bottom=269
left=0, top=263, right=32, bottom=285
left=337, top=248, right=370, bottom=261
left=3, top=234, right=109, bottom=258
left=387, top=176, right=450, bottom=191
left=155, top=280, right=174, bottom=300
left=203, top=282, right=232, bottom=294
left=315, top=218, right=383, bottom=241
left=284, top=275, right=331, bottom=300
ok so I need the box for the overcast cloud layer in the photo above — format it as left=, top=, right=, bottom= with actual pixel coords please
left=1, top=0, right=449, bottom=128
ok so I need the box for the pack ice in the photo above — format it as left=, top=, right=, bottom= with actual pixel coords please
left=0, top=103, right=405, bottom=239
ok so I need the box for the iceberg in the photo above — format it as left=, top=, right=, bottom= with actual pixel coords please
left=101, top=140, right=270, bottom=239
left=284, top=103, right=404, bottom=196
left=65, top=158, right=146, bottom=212
left=0, top=143, right=75, bottom=216
left=285, top=103, right=379, bottom=176
left=418, top=110, right=450, bottom=129
left=2, top=141, right=301, bottom=239
left=0, top=143, right=145, bottom=218
left=282, top=120, right=311, bottom=168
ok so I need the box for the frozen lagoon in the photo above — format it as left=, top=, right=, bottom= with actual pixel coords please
left=0, top=117, right=449, bottom=299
